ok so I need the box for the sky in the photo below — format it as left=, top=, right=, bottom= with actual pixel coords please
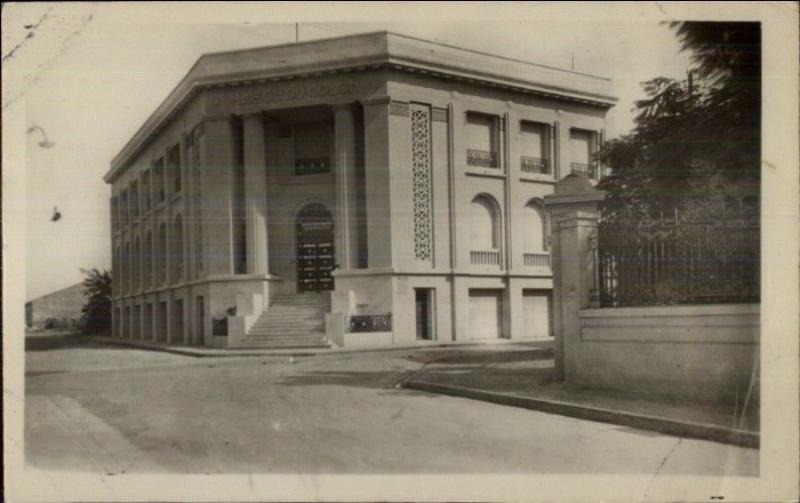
left=4, top=2, right=703, bottom=301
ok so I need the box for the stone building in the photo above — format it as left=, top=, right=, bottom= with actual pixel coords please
left=104, top=32, right=616, bottom=348
left=26, top=283, right=86, bottom=330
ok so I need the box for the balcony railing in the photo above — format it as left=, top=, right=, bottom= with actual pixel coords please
left=521, top=156, right=550, bottom=175
left=470, top=250, right=501, bottom=266
left=523, top=253, right=551, bottom=267
left=570, top=162, right=597, bottom=178
left=467, top=149, right=498, bottom=168
left=346, top=314, right=392, bottom=333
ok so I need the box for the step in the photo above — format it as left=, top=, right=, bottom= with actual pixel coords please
left=253, top=319, right=325, bottom=324
left=246, top=333, right=325, bottom=339
left=236, top=344, right=330, bottom=350
left=240, top=336, right=328, bottom=343
left=244, top=338, right=326, bottom=343
left=253, top=321, right=326, bottom=327
left=252, top=313, right=327, bottom=321
left=243, top=335, right=326, bottom=340
left=260, top=311, right=328, bottom=316
left=250, top=324, right=326, bottom=331
left=245, top=335, right=325, bottom=341
left=273, top=297, right=330, bottom=304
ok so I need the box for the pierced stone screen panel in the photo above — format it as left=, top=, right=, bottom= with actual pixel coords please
left=410, top=103, right=433, bottom=263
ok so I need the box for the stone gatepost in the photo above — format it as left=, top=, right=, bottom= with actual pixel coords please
left=543, top=175, right=605, bottom=380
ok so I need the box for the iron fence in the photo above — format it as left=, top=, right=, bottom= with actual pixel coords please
left=467, top=149, right=499, bottom=168
left=570, top=162, right=597, bottom=178
left=521, top=156, right=550, bottom=174
left=346, top=314, right=392, bottom=333
left=593, top=219, right=759, bottom=307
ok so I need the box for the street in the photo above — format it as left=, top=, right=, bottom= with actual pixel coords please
left=25, top=334, right=758, bottom=475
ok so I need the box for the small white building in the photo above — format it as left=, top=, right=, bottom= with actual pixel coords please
left=104, top=32, right=617, bottom=349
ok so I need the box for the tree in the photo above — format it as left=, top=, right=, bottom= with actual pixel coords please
left=597, top=22, right=760, bottom=222
left=593, top=22, right=761, bottom=306
left=80, top=268, right=112, bottom=334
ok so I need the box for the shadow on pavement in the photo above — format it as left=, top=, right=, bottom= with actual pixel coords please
left=419, top=365, right=559, bottom=392
left=277, top=369, right=440, bottom=395
left=25, top=333, right=121, bottom=352
left=404, top=347, right=553, bottom=365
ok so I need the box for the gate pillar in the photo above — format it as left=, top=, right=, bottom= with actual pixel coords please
left=544, top=175, right=604, bottom=380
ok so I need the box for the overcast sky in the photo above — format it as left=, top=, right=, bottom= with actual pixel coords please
left=6, top=3, right=703, bottom=300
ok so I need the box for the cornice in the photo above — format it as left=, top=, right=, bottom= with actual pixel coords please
left=105, top=33, right=618, bottom=184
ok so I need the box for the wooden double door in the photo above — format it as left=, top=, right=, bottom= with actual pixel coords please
left=296, top=203, right=335, bottom=293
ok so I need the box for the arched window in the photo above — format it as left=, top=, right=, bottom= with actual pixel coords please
left=144, top=231, right=153, bottom=287
left=173, top=215, right=184, bottom=281
left=523, top=201, right=548, bottom=252
left=469, top=194, right=502, bottom=266
left=113, top=246, right=120, bottom=295
left=123, top=242, right=130, bottom=293
left=470, top=195, right=500, bottom=250
left=157, top=222, right=167, bottom=285
left=132, top=238, right=140, bottom=291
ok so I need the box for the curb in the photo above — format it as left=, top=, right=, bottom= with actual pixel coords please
left=95, top=336, right=553, bottom=359
left=403, top=380, right=759, bottom=449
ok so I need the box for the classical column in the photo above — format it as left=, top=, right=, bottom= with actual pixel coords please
left=202, top=115, right=237, bottom=275
left=242, top=113, right=269, bottom=275
left=332, top=103, right=359, bottom=270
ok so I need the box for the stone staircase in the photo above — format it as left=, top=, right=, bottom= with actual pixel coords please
left=238, top=293, right=331, bottom=349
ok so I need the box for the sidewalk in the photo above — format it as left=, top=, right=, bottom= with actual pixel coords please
left=401, top=345, right=759, bottom=448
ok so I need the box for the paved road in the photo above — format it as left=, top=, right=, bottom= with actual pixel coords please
left=25, top=334, right=757, bottom=476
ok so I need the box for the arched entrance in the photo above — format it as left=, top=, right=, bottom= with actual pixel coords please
left=295, top=202, right=335, bottom=293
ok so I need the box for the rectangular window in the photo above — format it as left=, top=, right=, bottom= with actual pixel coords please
left=172, top=299, right=184, bottom=344
left=141, top=170, right=151, bottom=212
left=113, top=307, right=120, bottom=337
left=130, top=180, right=139, bottom=219
left=195, top=296, right=205, bottom=346
left=520, top=122, right=550, bottom=174
left=153, top=158, right=165, bottom=204
left=111, top=196, right=119, bottom=232
left=523, top=290, right=553, bottom=339
left=144, top=303, right=153, bottom=341
left=133, top=305, right=141, bottom=340
left=123, top=306, right=131, bottom=338
left=167, top=144, right=181, bottom=194
left=157, top=301, right=168, bottom=342
left=466, top=112, right=499, bottom=168
left=414, top=288, right=435, bottom=341
left=293, top=122, right=331, bottom=175
left=569, top=129, right=596, bottom=178
left=119, top=189, right=129, bottom=227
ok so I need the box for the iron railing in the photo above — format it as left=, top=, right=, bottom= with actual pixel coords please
left=521, top=156, right=550, bottom=174
left=570, top=162, right=597, bottom=178
left=346, top=314, right=392, bottom=333
left=467, top=149, right=498, bottom=168
left=594, top=219, right=759, bottom=307
left=212, top=317, right=228, bottom=336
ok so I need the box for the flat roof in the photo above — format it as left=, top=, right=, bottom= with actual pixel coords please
left=106, top=31, right=617, bottom=182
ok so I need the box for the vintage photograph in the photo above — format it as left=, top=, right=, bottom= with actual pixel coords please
left=4, top=2, right=798, bottom=502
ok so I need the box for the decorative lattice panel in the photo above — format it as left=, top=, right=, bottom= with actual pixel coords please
left=411, top=104, right=433, bottom=262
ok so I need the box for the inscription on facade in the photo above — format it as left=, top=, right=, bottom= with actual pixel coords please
left=389, top=101, right=410, bottom=117
left=431, top=107, right=448, bottom=122
left=231, top=80, right=360, bottom=107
